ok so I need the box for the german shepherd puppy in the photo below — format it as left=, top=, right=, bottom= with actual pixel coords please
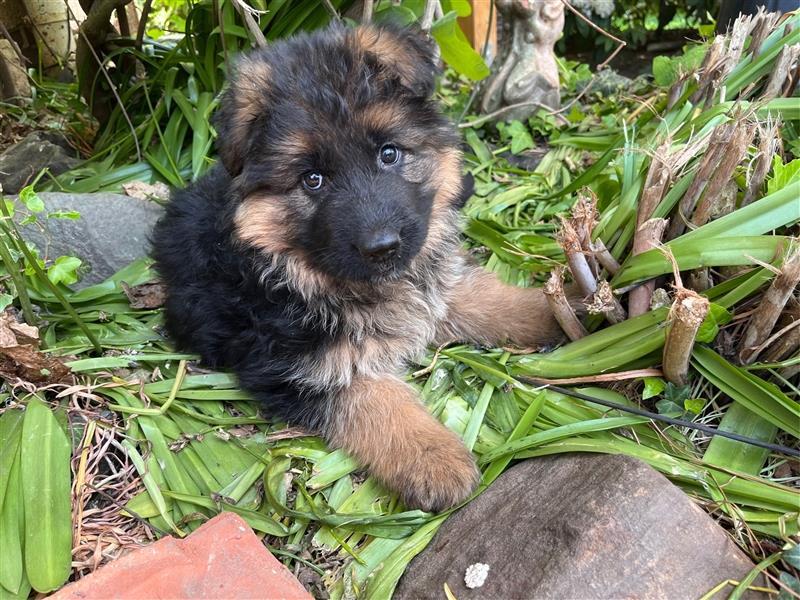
left=153, top=24, right=568, bottom=512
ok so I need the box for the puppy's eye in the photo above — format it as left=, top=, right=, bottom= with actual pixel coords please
left=379, top=144, right=400, bottom=165
left=302, top=172, right=324, bottom=191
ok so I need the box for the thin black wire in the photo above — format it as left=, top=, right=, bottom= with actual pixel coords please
left=517, top=379, right=800, bottom=458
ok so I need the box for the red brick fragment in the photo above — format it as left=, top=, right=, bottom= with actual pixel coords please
left=51, top=512, right=311, bottom=600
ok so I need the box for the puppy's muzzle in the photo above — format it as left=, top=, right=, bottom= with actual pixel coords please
left=358, top=228, right=401, bottom=263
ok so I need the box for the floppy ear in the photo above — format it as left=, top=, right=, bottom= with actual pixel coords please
left=213, top=54, right=273, bottom=176
left=353, top=25, right=439, bottom=98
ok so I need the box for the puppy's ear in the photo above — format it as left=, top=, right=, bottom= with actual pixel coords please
left=213, top=54, right=273, bottom=175
left=354, top=25, right=439, bottom=98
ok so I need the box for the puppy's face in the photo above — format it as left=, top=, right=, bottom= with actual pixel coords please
left=216, top=25, right=466, bottom=282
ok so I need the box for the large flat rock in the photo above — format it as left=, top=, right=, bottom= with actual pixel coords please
left=16, top=192, right=164, bottom=287
left=396, top=453, right=763, bottom=599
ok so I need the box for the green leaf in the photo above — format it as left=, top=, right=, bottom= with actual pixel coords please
left=46, top=211, right=81, bottom=220
left=0, top=449, right=23, bottom=595
left=431, top=11, right=490, bottom=81
left=47, top=256, right=82, bottom=286
left=778, top=572, right=800, bottom=600
left=783, top=544, right=800, bottom=570
left=0, top=409, right=24, bottom=514
left=655, top=398, right=683, bottom=417
left=692, top=346, right=800, bottom=438
left=767, top=156, right=800, bottom=196
left=703, top=403, right=776, bottom=475
left=642, top=377, right=665, bottom=400
left=683, top=398, right=705, bottom=415
left=696, top=303, right=732, bottom=343
left=21, top=397, right=72, bottom=593
left=18, top=186, right=44, bottom=213
left=652, top=44, right=707, bottom=87
left=500, top=121, right=535, bottom=154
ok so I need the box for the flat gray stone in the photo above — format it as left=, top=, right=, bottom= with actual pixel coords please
left=396, top=454, right=763, bottom=600
left=0, top=131, right=80, bottom=194
left=16, top=192, right=164, bottom=288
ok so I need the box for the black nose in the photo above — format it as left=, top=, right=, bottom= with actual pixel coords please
left=358, top=229, right=400, bottom=262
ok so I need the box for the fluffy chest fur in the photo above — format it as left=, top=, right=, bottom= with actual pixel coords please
left=276, top=213, right=465, bottom=392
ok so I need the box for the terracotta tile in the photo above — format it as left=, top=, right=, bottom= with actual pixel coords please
left=52, top=512, right=311, bottom=600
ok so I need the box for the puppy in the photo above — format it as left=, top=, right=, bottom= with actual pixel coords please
left=152, top=24, right=569, bottom=512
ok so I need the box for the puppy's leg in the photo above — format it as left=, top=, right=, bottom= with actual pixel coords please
left=437, top=265, right=580, bottom=348
left=326, top=375, right=478, bottom=513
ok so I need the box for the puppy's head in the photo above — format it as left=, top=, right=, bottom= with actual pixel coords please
left=216, top=25, right=466, bottom=283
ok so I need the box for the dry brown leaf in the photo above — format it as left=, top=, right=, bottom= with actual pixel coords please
left=121, top=281, right=166, bottom=309
left=0, top=309, right=70, bottom=384
left=121, top=180, right=171, bottom=201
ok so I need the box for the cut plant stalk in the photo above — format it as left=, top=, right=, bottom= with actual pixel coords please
left=543, top=267, right=587, bottom=341
left=558, top=218, right=596, bottom=296
left=690, top=121, right=754, bottom=228
left=742, top=118, right=779, bottom=206
left=666, top=122, right=734, bottom=241
left=629, top=218, right=669, bottom=317
left=663, top=288, right=710, bottom=385
left=590, top=239, right=620, bottom=275
left=739, top=241, right=800, bottom=364
left=587, top=281, right=627, bottom=324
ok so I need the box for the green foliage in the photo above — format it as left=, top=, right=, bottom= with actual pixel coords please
left=50, top=0, right=489, bottom=193
left=652, top=44, right=707, bottom=86
left=562, top=0, right=717, bottom=54
left=496, top=121, right=535, bottom=154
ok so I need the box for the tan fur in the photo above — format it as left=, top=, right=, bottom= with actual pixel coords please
left=227, top=58, right=272, bottom=157
left=352, top=27, right=418, bottom=90
left=436, top=265, right=569, bottom=348
left=359, top=101, right=410, bottom=133
left=233, top=194, right=293, bottom=255
left=327, top=374, right=479, bottom=512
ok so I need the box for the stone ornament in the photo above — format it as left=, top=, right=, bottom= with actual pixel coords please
left=480, top=0, right=565, bottom=121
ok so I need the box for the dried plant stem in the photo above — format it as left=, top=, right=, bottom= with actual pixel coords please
left=558, top=219, right=597, bottom=296
left=690, top=35, right=726, bottom=106
left=628, top=218, right=668, bottom=317
left=743, top=119, right=780, bottom=206
left=636, top=146, right=671, bottom=226
left=572, top=191, right=600, bottom=276
left=590, top=239, right=620, bottom=275
left=763, top=44, right=800, bottom=100
left=420, top=0, right=438, bottom=31
left=587, top=281, right=627, bottom=324
left=361, top=0, right=374, bottom=23
left=691, top=124, right=754, bottom=228
left=666, top=122, right=733, bottom=240
left=521, top=368, right=663, bottom=385
left=739, top=243, right=800, bottom=364
left=544, top=267, right=587, bottom=341
left=748, top=9, right=779, bottom=58
left=663, top=289, right=710, bottom=385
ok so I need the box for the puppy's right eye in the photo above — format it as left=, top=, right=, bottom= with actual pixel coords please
left=302, top=172, right=324, bottom=191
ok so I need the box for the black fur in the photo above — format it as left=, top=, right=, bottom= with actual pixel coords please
left=152, top=24, right=464, bottom=429
left=152, top=164, right=331, bottom=428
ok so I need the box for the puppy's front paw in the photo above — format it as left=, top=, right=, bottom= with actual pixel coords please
left=394, top=432, right=480, bottom=513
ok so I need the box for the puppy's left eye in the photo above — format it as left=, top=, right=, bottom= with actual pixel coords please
left=379, top=144, right=400, bottom=165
